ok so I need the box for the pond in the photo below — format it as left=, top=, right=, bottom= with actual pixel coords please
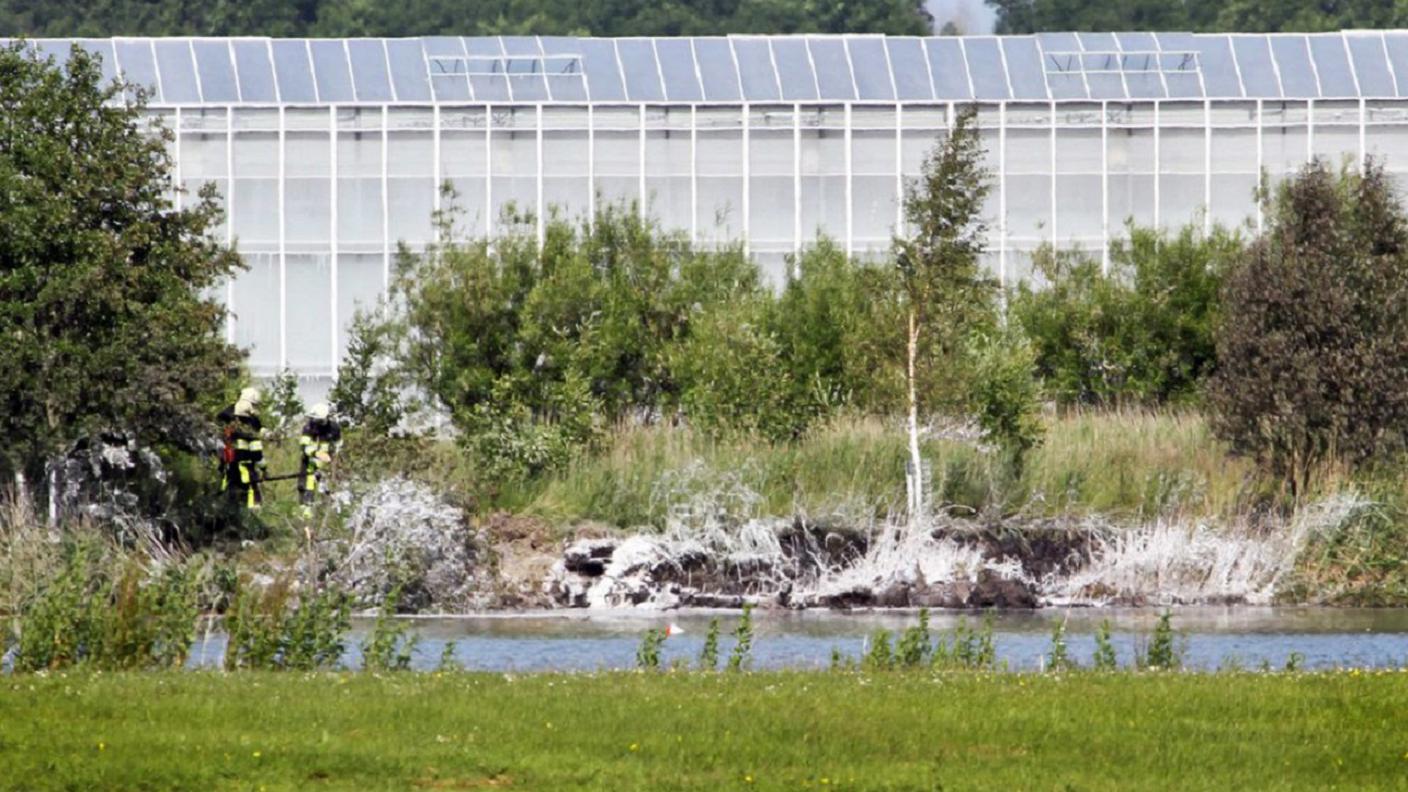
left=189, top=607, right=1408, bottom=672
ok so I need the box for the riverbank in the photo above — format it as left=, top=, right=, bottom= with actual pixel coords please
left=2, top=670, right=1403, bottom=790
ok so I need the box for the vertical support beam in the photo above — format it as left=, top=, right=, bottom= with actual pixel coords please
left=794, top=99, right=805, bottom=264
left=587, top=104, right=596, bottom=233
left=225, top=107, right=235, bottom=344
left=432, top=104, right=442, bottom=214
left=329, top=105, right=340, bottom=371
left=1255, top=100, right=1265, bottom=235
left=381, top=105, right=390, bottom=291
left=173, top=108, right=183, bottom=212
left=484, top=104, right=493, bottom=244
left=1359, top=97, right=1368, bottom=171
left=1101, top=101, right=1109, bottom=275
left=1049, top=100, right=1058, bottom=246
left=689, top=105, right=698, bottom=245
left=277, top=105, right=287, bottom=372
left=1204, top=99, right=1213, bottom=235
left=1153, top=102, right=1161, bottom=230
left=537, top=105, right=546, bottom=249
left=638, top=105, right=648, bottom=222
left=843, top=103, right=852, bottom=256
left=1306, top=98, right=1315, bottom=164
left=998, top=102, right=1007, bottom=289
left=894, top=104, right=904, bottom=241
left=743, top=103, right=752, bottom=257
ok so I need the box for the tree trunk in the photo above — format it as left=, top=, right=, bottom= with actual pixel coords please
left=906, top=310, right=923, bottom=525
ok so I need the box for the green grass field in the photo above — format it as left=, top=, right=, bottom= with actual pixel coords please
left=2, top=670, right=1405, bottom=791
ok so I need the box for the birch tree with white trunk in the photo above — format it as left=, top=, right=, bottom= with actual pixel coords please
left=893, top=106, right=997, bottom=524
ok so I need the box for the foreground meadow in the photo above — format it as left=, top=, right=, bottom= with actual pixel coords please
left=1, top=671, right=1405, bottom=791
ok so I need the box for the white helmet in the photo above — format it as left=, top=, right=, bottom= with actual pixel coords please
left=239, top=386, right=262, bottom=407
left=308, top=402, right=331, bottom=421
left=233, top=398, right=255, bottom=418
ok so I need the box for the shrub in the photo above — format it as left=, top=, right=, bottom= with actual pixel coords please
left=1140, top=610, right=1181, bottom=670
left=223, top=581, right=350, bottom=671
left=670, top=298, right=811, bottom=442
left=1092, top=619, right=1118, bottom=670
left=329, top=307, right=405, bottom=435
left=895, top=608, right=933, bottom=667
left=863, top=629, right=895, bottom=670
left=1046, top=618, right=1074, bottom=672
left=1011, top=224, right=1238, bottom=407
left=727, top=604, right=755, bottom=671
left=698, top=618, right=721, bottom=671
left=1209, top=161, right=1408, bottom=497
left=361, top=588, right=419, bottom=672
left=969, top=326, right=1045, bottom=475
left=636, top=628, right=665, bottom=670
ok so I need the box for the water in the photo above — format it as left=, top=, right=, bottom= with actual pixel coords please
left=190, top=607, right=1408, bottom=672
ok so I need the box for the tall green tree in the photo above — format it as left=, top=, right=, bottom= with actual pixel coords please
left=893, top=105, right=998, bottom=518
left=0, top=43, right=243, bottom=492
left=1209, top=160, right=1408, bottom=499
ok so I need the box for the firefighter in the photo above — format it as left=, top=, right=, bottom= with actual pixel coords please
left=218, top=387, right=266, bottom=510
left=298, top=402, right=341, bottom=517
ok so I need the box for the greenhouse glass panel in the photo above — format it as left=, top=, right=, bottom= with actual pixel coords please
left=1001, top=37, right=1047, bottom=100
left=1308, top=35, right=1356, bottom=97
left=285, top=254, right=333, bottom=371
left=1039, top=33, right=1087, bottom=101
left=655, top=38, right=703, bottom=101
left=925, top=38, right=970, bottom=99
left=694, top=38, right=742, bottom=101
left=541, top=38, right=590, bottom=102
left=1269, top=36, right=1318, bottom=98
left=33, top=39, right=73, bottom=68
left=1229, top=36, right=1280, bottom=97
left=232, top=40, right=278, bottom=101
left=1116, top=33, right=1164, bottom=99
left=425, top=40, right=472, bottom=102
left=1385, top=33, right=1408, bottom=97
left=963, top=38, right=1009, bottom=100
left=1075, top=33, right=1123, bottom=100
left=885, top=38, right=932, bottom=100
left=1155, top=32, right=1216, bottom=98
left=617, top=39, right=664, bottom=101
left=346, top=40, right=393, bottom=101
left=847, top=37, right=894, bottom=100
left=271, top=40, right=317, bottom=102
left=733, top=38, right=781, bottom=101
left=231, top=253, right=280, bottom=372
left=1346, top=34, right=1395, bottom=97
left=385, top=39, right=432, bottom=101
left=501, top=36, right=550, bottom=101
left=337, top=179, right=382, bottom=244
left=770, top=38, right=817, bottom=101
left=576, top=38, right=626, bottom=101
left=75, top=40, right=120, bottom=86
left=192, top=40, right=238, bottom=102
left=808, top=38, right=855, bottom=101
left=310, top=40, right=355, bottom=102
left=114, top=40, right=161, bottom=99
left=337, top=253, right=384, bottom=352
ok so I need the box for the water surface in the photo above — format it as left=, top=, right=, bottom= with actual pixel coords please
left=191, top=607, right=1408, bottom=672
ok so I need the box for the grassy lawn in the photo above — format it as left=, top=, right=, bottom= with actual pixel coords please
left=2, top=671, right=1405, bottom=791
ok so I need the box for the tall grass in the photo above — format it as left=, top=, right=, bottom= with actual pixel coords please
left=504, top=411, right=1279, bottom=531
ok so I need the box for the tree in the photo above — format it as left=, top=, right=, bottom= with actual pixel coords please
left=0, top=43, right=243, bottom=501
left=893, top=106, right=998, bottom=519
left=1011, top=224, right=1240, bottom=407
left=1208, top=160, right=1408, bottom=499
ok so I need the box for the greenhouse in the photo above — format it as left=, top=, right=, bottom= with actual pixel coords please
left=13, top=31, right=1408, bottom=381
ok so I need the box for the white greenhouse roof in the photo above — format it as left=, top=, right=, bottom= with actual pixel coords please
left=10, top=32, right=1408, bottom=104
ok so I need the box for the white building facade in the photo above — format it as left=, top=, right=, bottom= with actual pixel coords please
left=18, top=32, right=1408, bottom=382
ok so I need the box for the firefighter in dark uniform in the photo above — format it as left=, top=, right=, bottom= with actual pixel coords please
left=298, top=402, right=341, bottom=518
left=218, top=387, right=266, bottom=510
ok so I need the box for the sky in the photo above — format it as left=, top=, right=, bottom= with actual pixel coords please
left=925, top=0, right=997, bottom=33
